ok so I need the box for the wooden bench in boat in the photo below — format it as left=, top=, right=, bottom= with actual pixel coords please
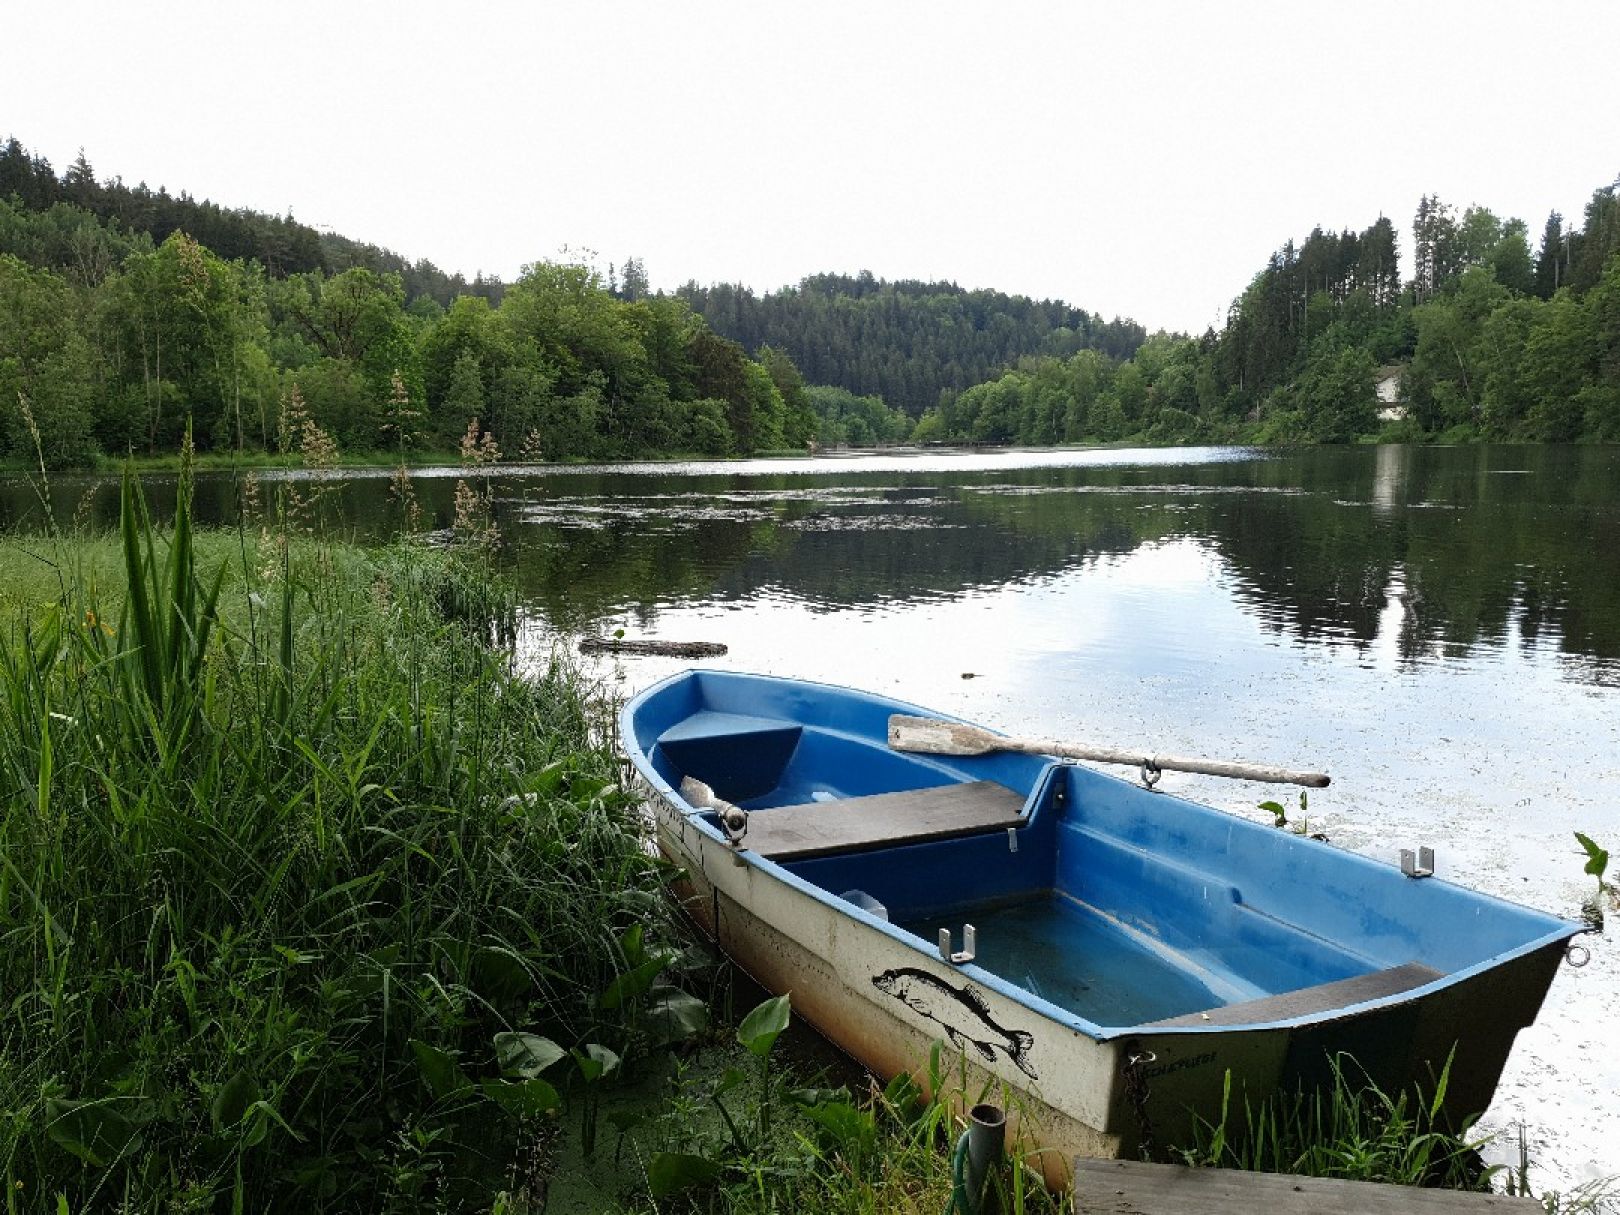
left=1146, top=961, right=1444, bottom=1028
left=1073, top=1159, right=1535, bottom=1211
left=745, top=780, right=1026, bottom=861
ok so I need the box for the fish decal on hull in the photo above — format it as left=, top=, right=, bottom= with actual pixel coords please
left=872, top=967, right=1038, bottom=1079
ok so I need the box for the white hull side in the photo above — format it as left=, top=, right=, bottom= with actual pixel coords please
left=648, top=788, right=1563, bottom=1176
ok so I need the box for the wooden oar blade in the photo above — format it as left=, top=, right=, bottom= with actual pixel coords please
left=888, top=714, right=1000, bottom=757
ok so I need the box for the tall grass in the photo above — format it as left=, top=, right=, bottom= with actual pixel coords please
left=0, top=474, right=667, bottom=1211
left=1174, top=1052, right=1492, bottom=1189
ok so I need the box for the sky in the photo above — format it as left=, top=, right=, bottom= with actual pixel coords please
left=6, top=0, right=1619, bottom=334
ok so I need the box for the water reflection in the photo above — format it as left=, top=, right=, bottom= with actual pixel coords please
left=2, top=445, right=1618, bottom=679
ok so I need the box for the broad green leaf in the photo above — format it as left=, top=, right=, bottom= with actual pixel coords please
left=1576, top=832, right=1610, bottom=879
left=409, top=1039, right=469, bottom=1100
left=494, top=1032, right=564, bottom=1079
left=471, top=946, right=532, bottom=1000
left=737, top=993, right=791, bottom=1058
left=788, top=1085, right=850, bottom=1109
left=804, top=1100, right=875, bottom=1154
left=645, top=988, right=709, bottom=1045
left=598, top=956, right=667, bottom=1010
left=620, top=922, right=646, bottom=967
left=712, top=1066, right=748, bottom=1097
left=481, top=1077, right=561, bottom=1117
left=45, top=1097, right=142, bottom=1167
left=647, top=1151, right=723, bottom=1197
left=210, top=1071, right=260, bottom=1131
left=571, top=1042, right=621, bottom=1084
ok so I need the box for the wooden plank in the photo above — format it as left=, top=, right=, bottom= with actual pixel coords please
left=1147, top=961, right=1444, bottom=1028
left=747, top=780, right=1025, bottom=860
left=1074, top=1159, right=1535, bottom=1213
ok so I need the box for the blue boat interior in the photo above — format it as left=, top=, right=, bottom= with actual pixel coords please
left=627, top=670, right=1575, bottom=1034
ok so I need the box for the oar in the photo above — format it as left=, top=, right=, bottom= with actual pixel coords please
left=887, top=715, right=1330, bottom=788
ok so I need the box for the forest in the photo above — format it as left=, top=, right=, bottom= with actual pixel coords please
left=918, top=183, right=1620, bottom=446
left=678, top=273, right=1147, bottom=415
left=3, top=134, right=1619, bottom=469
left=0, top=139, right=828, bottom=468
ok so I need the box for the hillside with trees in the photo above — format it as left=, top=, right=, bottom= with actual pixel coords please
left=678, top=274, right=1146, bottom=415
left=0, top=138, right=819, bottom=468
left=4, top=134, right=1617, bottom=467
left=924, top=178, right=1620, bottom=446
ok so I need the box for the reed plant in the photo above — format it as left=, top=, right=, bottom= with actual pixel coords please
left=1174, top=1052, right=1491, bottom=1189
left=0, top=472, right=668, bottom=1211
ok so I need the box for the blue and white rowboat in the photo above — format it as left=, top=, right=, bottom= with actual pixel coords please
left=621, top=670, right=1581, bottom=1176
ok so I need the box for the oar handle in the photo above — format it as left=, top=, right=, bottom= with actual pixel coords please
left=1017, top=739, right=1330, bottom=787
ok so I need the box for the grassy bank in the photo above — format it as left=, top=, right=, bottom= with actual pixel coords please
left=0, top=480, right=670, bottom=1211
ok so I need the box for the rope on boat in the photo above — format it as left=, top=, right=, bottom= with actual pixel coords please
left=1122, top=1043, right=1158, bottom=1159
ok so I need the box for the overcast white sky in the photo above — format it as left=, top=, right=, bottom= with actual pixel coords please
left=6, top=0, right=1619, bottom=333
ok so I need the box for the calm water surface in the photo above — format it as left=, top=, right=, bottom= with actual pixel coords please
left=5, top=444, right=1617, bottom=1185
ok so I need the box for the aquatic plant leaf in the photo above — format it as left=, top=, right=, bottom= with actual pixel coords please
left=572, top=1043, right=621, bottom=1083
left=409, top=1039, right=470, bottom=1100
left=644, top=987, right=709, bottom=1044
left=647, top=1151, right=723, bottom=1197
left=471, top=946, right=532, bottom=1001
left=598, top=956, right=668, bottom=1009
left=804, top=1100, right=875, bottom=1155
left=494, top=1032, right=564, bottom=1079
left=788, top=1086, right=851, bottom=1109
left=737, top=993, right=791, bottom=1058
left=210, top=1071, right=260, bottom=1132
left=481, top=1077, right=561, bottom=1117
left=1576, top=832, right=1609, bottom=880
left=45, top=1097, right=143, bottom=1167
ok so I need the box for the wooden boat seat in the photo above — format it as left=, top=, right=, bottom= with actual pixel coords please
left=746, top=780, right=1027, bottom=861
left=1146, top=961, right=1444, bottom=1028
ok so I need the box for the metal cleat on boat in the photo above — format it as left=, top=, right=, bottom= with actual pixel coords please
left=1400, top=846, right=1435, bottom=878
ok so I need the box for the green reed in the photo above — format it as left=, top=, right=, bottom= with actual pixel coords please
left=0, top=473, right=668, bottom=1212
left=1175, top=1051, right=1491, bottom=1189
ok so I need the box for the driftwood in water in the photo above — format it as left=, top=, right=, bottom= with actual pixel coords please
left=578, top=637, right=728, bottom=658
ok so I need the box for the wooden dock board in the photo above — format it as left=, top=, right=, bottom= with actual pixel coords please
left=1074, top=1160, right=1534, bottom=1213
left=746, top=780, right=1024, bottom=860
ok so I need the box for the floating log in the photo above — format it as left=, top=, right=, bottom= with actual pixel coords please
left=578, top=637, right=728, bottom=658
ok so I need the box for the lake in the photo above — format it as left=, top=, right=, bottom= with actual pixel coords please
left=4, top=443, right=1616, bottom=1188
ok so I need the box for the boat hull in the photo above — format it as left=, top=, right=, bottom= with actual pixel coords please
left=624, top=671, right=1578, bottom=1180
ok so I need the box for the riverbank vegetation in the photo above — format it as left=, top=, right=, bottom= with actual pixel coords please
left=0, top=472, right=677, bottom=1209
left=910, top=180, right=1620, bottom=447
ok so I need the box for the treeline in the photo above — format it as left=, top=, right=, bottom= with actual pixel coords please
left=926, top=177, right=1620, bottom=446
left=0, top=138, right=503, bottom=308
left=804, top=385, right=913, bottom=447
left=678, top=273, right=1146, bottom=416
left=1, top=145, right=825, bottom=468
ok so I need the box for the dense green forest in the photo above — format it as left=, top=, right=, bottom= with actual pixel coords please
left=3, top=134, right=1618, bottom=468
left=921, top=181, right=1620, bottom=446
left=0, top=139, right=828, bottom=467
left=679, top=273, right=1147, bottom=415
